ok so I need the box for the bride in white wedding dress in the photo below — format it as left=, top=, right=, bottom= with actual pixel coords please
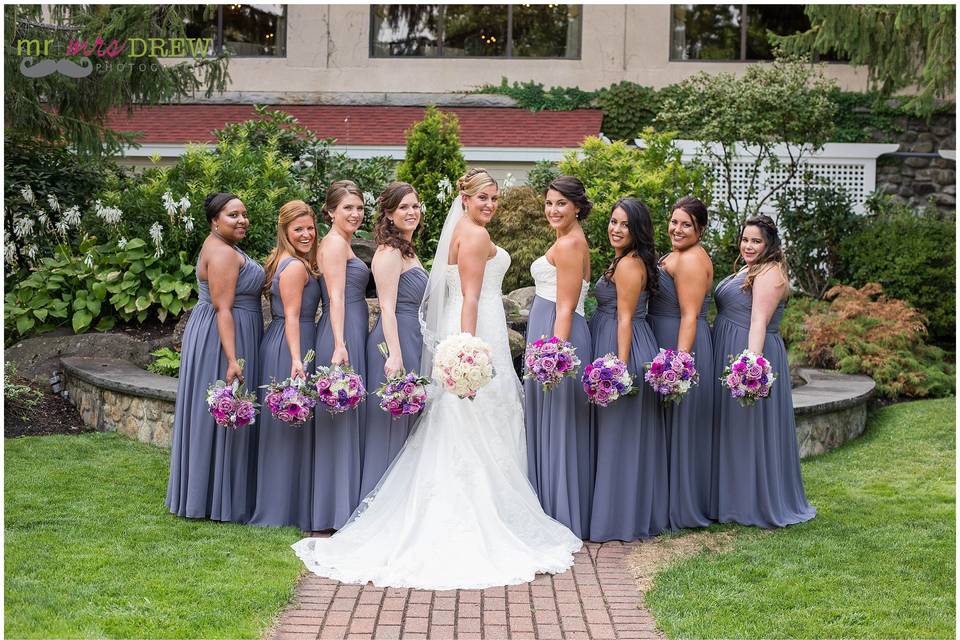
left=292, top=169, right=582, bottom=590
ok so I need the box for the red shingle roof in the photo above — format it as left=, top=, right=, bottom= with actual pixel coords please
left=105, top=105, right=603, bottom=148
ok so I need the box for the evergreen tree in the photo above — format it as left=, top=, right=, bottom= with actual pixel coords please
left=395, top=106, right=467, bottom=258
left=5, top=5, right=230, bottom=157
left=775, top=5, right=955, bottom=116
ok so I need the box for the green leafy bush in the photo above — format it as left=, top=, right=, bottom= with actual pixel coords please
left=487, top=186, right=554, bottom=291
left=475, top=77, right=596, bottom=111
left=595, top=81, right=661, bottom=141
left=796, top=283, right=954, bottom=400
left=838, top=195, right=955, bottom=345
left=147, top=347, right=181, bottom=377
left=216, top=105, right=315, bottom=160
left=558, top=133, right=712, bottom=279
left=526, top=160, right=560, bottom=194
left=4, top=238, right=197, bottom=341
left=776, top=181, right=859, bottom=299
left=4, top=363, right=42, bottom=408
left=395, top=106, right=468, bottom=258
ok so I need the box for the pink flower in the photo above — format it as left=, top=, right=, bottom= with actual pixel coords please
left=746, top=364, right=763, bottom=379
left=726, top=373, right=742, bottom=388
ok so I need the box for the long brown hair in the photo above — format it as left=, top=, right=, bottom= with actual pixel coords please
left=262, top=200, right=320, bottom=295
left=735, top=214, right=790, bottom=292
left=322, top=179, right=363, bottom=223
left=604, top=198, right=659, bottom=297
left=373, top=181, right=419, bottom=259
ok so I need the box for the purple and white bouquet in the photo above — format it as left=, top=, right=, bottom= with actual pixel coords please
left=310, top=364, right=366, bottom=414
left=644, top=348, right=699, bottom=404
left=432, top=333, right=495, bottom=400
left=206, top=359, right=258, bottom=428
left=523, top=335, right=581, bottom=391
left=376, top=342, right=430, bottom=418
left=581, top=353, right=636, bottom=407
left=720, top=349, right=777, bottom=407
left=261, top=349, right=318, bottom=426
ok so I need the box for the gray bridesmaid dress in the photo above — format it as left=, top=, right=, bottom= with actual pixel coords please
left=523, top=256, right=594, bottom=539
left=711, top=270, right=816, bottom=528
left=647, top=265, right=715, bottom=529
left=589, top=276, right=669, bottom=541
left=166, top=246, right=265, bottom=522
left=311, top=257, right=370, bottom=530
left=249, top=257, right=323, bottom=528
left=359, top=266, right=428, bottom=498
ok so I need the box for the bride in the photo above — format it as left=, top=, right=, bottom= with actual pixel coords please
left=292, top=168, right=582, bottom=590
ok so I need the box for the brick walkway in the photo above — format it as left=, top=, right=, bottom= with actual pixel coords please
left=270, top=541, right=662, bottom=640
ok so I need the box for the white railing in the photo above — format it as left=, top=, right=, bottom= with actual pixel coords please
left=637, top=139, right=900, bottom=215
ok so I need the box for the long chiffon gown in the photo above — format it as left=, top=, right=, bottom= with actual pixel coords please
left=589, top=276, right=669, bottom=541
left=311, top=257, right=370, bottom=530
left=166, top=246, right=265, bottom=522
left=359, top=266, right=428, bottom=498
left=647, top=265, right=715, bottom=529
left=524, top=256, right=594, bottom=539
left=711, top=269, right=816, bottom=528
left=249, top=257, right=322, bottom=528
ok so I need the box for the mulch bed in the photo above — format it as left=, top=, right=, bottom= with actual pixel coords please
left=5, top=375, right=92, bottom=438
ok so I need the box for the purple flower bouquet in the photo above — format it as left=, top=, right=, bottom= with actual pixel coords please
left=581, top=353, right=636, bottom=407
left=310, top=364, right=366, bottom=415
left=523, top=335, right=581, bottom=391
left=206, top=358, right=258, bottom=428
left=720, top=349, right=777, bottom=407
left=261, top=350, right=318, bottom=426
left=644, top=348, right=699, bottom=404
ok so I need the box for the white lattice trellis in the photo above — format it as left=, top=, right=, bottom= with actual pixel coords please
left=636, top=140, right=899, bottom=215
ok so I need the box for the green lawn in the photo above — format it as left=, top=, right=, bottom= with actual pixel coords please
left=5, top=433, right=304, bottom=639
left=647, top=398, right=956, bottom=639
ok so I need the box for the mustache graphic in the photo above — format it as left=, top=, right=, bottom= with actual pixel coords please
left=19, top=57, right=93, bottom=79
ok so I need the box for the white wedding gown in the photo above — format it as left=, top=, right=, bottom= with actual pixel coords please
left=292, top=246, right=582, bottom=590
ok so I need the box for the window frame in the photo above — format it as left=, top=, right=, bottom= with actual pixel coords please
left=210, top=4, right=288, bottom=59
left=668, top=4, right=841, bottom=63
left=368, top=4, right=583, bottom=60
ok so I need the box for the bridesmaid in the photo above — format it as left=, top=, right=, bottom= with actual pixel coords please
left=589, top=198, right=669, bottom=542
left=312, top=180, right=371, bottom=530
left=524, top=176, right=594, bottom=539
left=250, top=200, right=322, bottom=528
left=166, top=192, right=265, bottom=522
left=647, top=196, right=715, bottom=530
left=359, top=182, right=428, bottom=498
left=711, top=214, right=816, bottom=528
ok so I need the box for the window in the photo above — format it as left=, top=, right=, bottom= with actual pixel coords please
left=670, top=4, right=843, bottom=61
left=183, top=4, right=287, bottom=57
left=370, top=5, right=581, bottom=59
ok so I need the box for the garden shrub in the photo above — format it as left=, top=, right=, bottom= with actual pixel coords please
left=475, top=77, right=596, bottom=111
left=526, top=160, right=560, bottom=194
left=4, top=237, right=197, bottom=341
left=216, top=105, right=315, bottom=160
left=395, top=106, right=468, bottom=259
left=797, top=283, right=954, bottom=400
left=4, top=363, right=42, bottom=408
left=776, top=181, right=860, bottom=299
left=838, top=195, right=955, bottom=345
left=595, top=81, right=661, bottom=141
left=558, top=133, right=712, bottom=279
left=487, top=186, right=553, bottom=292
left=147, top=347, right=181, bottom=377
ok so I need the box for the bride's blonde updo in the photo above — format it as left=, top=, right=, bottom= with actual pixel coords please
left=457, top=168, right=498, bottom=196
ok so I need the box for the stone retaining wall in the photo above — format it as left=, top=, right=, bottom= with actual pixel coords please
left=60, top=358, right=874, bottom=459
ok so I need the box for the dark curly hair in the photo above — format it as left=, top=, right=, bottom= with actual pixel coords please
left=735, top=214, right=790, bottom=292
left=373, top=181, right=419, bottom=259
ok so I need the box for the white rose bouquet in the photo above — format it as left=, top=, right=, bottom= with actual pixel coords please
left=432, top=333, right=495, bottom=400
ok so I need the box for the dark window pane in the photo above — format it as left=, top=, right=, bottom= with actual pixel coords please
left=371, top=5, right=441, bottom=56
left=182, top=6, right=217, bottom=43
left=443, top=5, right=507, bottom=57
left=222, top=4, right=286, bottom=57
left=746, top=5, right=808, bottom=60
left=670, top=4, right=741, bottom=60
left=511, top=4, right=581, bottom=58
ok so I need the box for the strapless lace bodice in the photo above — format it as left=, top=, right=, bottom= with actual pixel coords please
left=530, top=255, right=589, bottom=317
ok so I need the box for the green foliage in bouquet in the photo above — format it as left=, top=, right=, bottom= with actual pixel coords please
left=558, top=133, right=712, bottom=279
left=486, top=186, right=554, bottom=291
left=4, top=237, right=197, bottom=341
left=796, top=283, right=954, bottom=400
left=395, top=106, right=467, bottom=258
left=838, top=195, right=956, bottom=345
